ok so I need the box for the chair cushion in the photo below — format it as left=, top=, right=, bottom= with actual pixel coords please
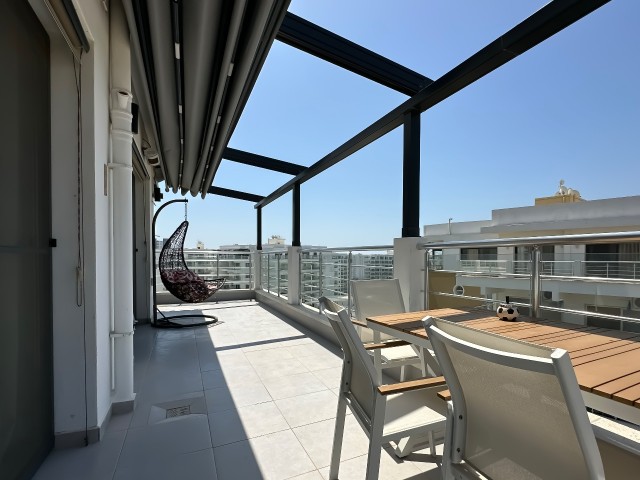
left=382, top=387, right=446, bottom=439
left=379, top=345, right=421, bottom=363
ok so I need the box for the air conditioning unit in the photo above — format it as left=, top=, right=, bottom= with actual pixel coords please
left=453, top=284, right=464, bottom=296
left=632, top=298, right=640, bottom=311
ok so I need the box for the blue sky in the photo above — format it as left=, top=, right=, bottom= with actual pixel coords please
left=155, top=0, right=639, bottom=249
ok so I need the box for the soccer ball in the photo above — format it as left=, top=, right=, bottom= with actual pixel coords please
left=497, top=303, right=519, bottom=321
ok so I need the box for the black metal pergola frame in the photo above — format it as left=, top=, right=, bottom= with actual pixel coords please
left=205, top=0, right=609, bottom=249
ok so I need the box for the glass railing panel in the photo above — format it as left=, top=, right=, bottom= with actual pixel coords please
left=155, top=249, right=253, bottom=291
left=299, top=247, right=394, bottom=315
left=261, top=251, right=288, bottom=298
left=423, top=235, right=640, bottom=330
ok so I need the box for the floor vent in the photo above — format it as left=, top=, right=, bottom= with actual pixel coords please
left=165, top=405, right=191, bottom=418
left=148, top=395, right=206, bottom=425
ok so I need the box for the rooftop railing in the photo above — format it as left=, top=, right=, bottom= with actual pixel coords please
left=155, top=249, right=254, bottom=291
left=420, top=231, right=640, bottom=330
left=261, top=250, right=289, bottom=298
left=298, top=246, right=394, bottom=315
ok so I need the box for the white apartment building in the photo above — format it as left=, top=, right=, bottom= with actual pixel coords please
left=424, top=188, right=640, bottom=330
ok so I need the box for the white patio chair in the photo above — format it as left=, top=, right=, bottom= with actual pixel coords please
left=423, top=315, right=607, bottom=480
left=319, top=297, right=447, bottom=480
left=351, top=279, right=433, bottom=381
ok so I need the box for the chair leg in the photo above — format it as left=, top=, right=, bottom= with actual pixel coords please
left=393, top=435, right=419, bottom=458
left=366, top=415, right=385, bottom=480
left=329, top=394, right=348, bottom=480
left=428, top=430, right=435, bottom=457
left=419, top=348, right=428, bottom=377
left=400, top=364, right=407, bottom=381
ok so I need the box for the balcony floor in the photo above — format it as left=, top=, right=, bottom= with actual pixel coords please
left=34, top=300, right=442, bottom=479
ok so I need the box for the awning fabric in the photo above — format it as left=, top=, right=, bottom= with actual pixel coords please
left=128, top=0, right=290, bottom=196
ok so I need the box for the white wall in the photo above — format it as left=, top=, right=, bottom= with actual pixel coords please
left=49, top=37, right=89, bottom=436
left=35, top=0, right=112, bottom=438
left=83, top=0, right=112, bottom=431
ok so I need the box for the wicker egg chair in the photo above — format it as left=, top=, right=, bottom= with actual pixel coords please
left=159, top=220, right=225, bottom=303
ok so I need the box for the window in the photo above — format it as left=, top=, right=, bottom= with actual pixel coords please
left=461, top=247, right=497, bottom=261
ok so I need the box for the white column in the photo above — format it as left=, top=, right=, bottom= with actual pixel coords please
left=288, top=246, right=301, bottom=305
left=109, top=0, right=135, bottom=407
left=253, top=250, right=262, bottom=290
left=394, top=237, right=426, bottom=312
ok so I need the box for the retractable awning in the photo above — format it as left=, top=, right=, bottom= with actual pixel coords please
left=126, top=0, right=290, bottom=196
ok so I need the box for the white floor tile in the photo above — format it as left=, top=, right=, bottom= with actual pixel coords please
left=312, top=367, right=343, bottom=390
left=197, top=345, right=250, bottom=372
left=202, top=364, right=262, bottom=390
left=275, top=390, right=339, bottom=428
left=208, top=401, right=290, bottom=447
left=252, top=357, right=310, bottom=379
left=137, top=369, right=203, bottom=402
left=107, top=411, right=133, bottom=432
left=245, top=348, right=296, bottom=366
left=33, top=430, right=125, bottom=480
left=286, top=343, right=339, bottom=359
left=114, top=448, right=217, bottom=480
left=317, top=447, right=425, bottom=480
left=288, top=471, right=324, bottom=480
left=293, top=416, right=370, bottom=469
left=214, top=429, right=316, bottom=480
left=118, top=415, right=211, bottom=469
left=296, top=353, right=343, bottom=372
left=261, top=371, right=328, bottom=400
left=205, top=382, right=272, bottom=413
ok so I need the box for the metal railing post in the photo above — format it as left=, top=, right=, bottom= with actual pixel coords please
left=216, top=254, right=220, bottom=277
left=318, top=252, right=323, bottom=299
left=267, top=254, right=271, bottom=292
left=277, top=254, right=281, bottom=297
left=347, top=251, right=353, bottom=316
left=298, top=251, right=302, bottom=304
left=425, top=249, right=431, bottom=310
left=530, top=245, right=541, bottom=319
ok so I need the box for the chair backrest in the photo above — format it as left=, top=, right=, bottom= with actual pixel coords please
left=320, top=297, right=379, bottom=425
left=351, top=279, right=406, bottom=342
left=424, top=316, right=604, bottom=480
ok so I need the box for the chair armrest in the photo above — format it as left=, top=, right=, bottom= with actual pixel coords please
left=204, top=278, right=225, bottom=284
left=437, top=389, right=451, bottom=401
left=363, top=340, right=411, bottom=351
left=377, top=376, right=446, bottom=395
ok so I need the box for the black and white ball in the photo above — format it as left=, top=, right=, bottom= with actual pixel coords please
left=497, top=304, right=519, bottom=321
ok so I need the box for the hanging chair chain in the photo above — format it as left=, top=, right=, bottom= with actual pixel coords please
left=185, top=200, right=188, bottom=221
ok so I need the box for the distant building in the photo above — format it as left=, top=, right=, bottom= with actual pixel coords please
left=268, top=235, right=285, bottom=246
left=423, top=187, right=640, bottom=329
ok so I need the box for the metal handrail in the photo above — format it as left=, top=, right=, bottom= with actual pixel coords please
left=419, top=231, right=640, bottom=250
left=300, top=245, right=393, bottom=253
left=421, top=231, right=640, bottom=326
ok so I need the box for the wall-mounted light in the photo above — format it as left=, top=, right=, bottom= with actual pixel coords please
left=144, top=149, right=160, bottom=167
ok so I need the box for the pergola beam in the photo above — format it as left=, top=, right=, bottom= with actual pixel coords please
left=223, top=147, right=305, bottom=175
left=208, top=186, right=264, bottom=203
left=256, top=0, right=610, bottom=210
left=277, top=12, right=432, bottom=96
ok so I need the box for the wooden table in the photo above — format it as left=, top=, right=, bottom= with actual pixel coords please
left=367, top=308, right=640, bottom=426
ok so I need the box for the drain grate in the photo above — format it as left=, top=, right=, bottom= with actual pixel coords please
left=165, top=405, right=191, bottom=418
